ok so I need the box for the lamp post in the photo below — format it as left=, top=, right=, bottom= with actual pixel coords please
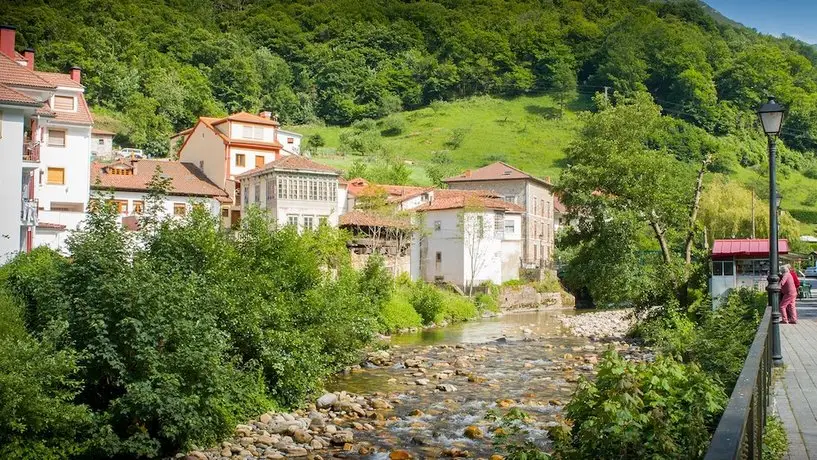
left=757, top=96, right=785, bottom=366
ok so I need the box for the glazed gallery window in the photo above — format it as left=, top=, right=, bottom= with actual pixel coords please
left=276, top=174, right=337, bottom=201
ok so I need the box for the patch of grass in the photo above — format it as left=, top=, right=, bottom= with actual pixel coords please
left=763, top=415, right=788, bottom=460
left=379, top=288, right=423, bottom=333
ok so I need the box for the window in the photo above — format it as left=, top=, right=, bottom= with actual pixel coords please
left=504, top=195, right=516, bottom=204
left=53, top=95, right=75, bottom=111
left=242, top=125, right=264, bottom=140
left=50, top=201, right=83, bottom=212
left=534, top=243, right=539, bottom=261
left=713, top=260, right=735, bottom=276
left=435, top=252, right=442, bottom=262
left=97, top=138, right=105, bottom=145
left=132, top=201, right=144, bottom=214
left=173, top=203, right=186, bottom=216
left=48, top=129, right=66, bottom=147
left=243, top=186, right=249, bottom=206
left=309, top=180, right=318, bottom=200
left=532, top=197, right=538, bottom=215
left=266, top=179, right=274, bottom=201
left=493, top=212, right=503, bottom=232
left=221, top=207, right=229, bottom=218
left=113, top=200, right=128, bottom=214
left=303, top=215, right=314, bottom=230
left=287, top=214, right=298, bottom=227
left=504, top=219, right=515, bottom=233
left=235, top=153, right=246, bottom=167
left=434, top=220, right=442, bottom=231
left=287, top=137, right=295, bottom=144
left=255, top=155, right=265, bottom=168
left=47, top=167, right=65, bottom=185
left=254, top=183, right=261, bottom=203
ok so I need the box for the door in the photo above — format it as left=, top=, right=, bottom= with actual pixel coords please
left=230, top=210, right=241, bottom=228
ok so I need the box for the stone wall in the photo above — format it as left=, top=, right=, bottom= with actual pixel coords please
left=499, top=285, right=565, bottom=311
left=350, top=252, right=410, bottom=276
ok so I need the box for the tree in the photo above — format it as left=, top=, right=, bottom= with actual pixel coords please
left=550, top=59, right=578, bottom=118
left=558, top=93, right=711, bottom=305
left=458, top=200, right=491, bottom=297
left=304, top=134, right=326, bottom=156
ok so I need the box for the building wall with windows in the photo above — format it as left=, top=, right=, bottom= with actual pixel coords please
left=278, top=129, right=302, bottom=155
left=242, top=172, right=342, bottom=229
left=0, top=107, right=25, bottom=261
left=91, top=190, right=222, bottom=224
left=36, top=122, right=91, bottom=240
left=411, top=208, right=522, bottom=290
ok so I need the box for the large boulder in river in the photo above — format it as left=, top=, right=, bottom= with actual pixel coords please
left=464, top=425, right=483, bottom=439
left=316, top=393, right=338, bottom=409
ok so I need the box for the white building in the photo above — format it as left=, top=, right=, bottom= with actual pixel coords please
left=710, top=239, right=787, bottom=307
left=0, top=25, right=93, bottom=257
left=411, top=192, right=523, bottom=291
left=90, top=159, right=229, bottom=226
left=174, top=112, right=305, bottom=227
left=278, top=128, right=302, bottom=156
left=236, top=155, right=346, bottom=230
left=91, top=128, right=116, bottom=159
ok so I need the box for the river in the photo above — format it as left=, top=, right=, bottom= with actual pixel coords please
left=322, top=309, right=613, bottom=458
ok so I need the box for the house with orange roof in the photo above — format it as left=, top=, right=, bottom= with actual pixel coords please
left=410, top=191, right=523, bottom=291
left=0, top=25, right=94, bottom=257
left=90, top=159, right=230, bottom=227
left=235, top=155, right=347, bottom=229
left=444, top=162, right=555, bottom=268
left=173, top=111, right=305, bottom=226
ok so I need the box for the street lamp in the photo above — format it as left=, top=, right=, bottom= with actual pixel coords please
left=757, top=96, right=785, bottom=366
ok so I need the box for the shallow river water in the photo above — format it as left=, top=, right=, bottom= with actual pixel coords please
left=322, top=309, right=609, bottom=458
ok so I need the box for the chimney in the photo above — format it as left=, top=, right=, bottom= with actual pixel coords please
left=259, top=111, right=272, bottom=119
left=22, top=48, right=34, bottom=68
left=69, top=66, right=81, bottom=83
left=0, top=25, right=15, bottom=59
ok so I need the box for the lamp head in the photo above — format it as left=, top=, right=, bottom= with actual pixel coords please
left=757, top=96, right=785, bottom=135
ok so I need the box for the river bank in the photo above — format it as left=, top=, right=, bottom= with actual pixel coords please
left=182, top=309, right=649, bottom=459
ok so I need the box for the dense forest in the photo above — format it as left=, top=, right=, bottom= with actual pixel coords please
left=4, top=0, right=817, bottom=161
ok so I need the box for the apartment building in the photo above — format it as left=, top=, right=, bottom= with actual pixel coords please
left=0, top=25, right=93, bottom=257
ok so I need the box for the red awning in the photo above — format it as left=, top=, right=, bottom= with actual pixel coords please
left=711, top=239, right=789, bottom=259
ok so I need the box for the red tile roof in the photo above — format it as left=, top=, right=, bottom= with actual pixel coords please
left=711, top=239, right=789, bottom=259
left=91, top=159, right=229, bottom=198
left=444, top=161, right=552, bottom=187
left=554, top=195, right=567, bottom=213
left=339, top=210, right=411, bottom=229
left=237, top=155, right=340, bottom=179
left=0, top=52, right=54, bottom=89
left=0, top=83, right=40, bottom=106
left=92, top=128, right=116, bottom=136
left=415, top=192, right=524, bottom=213
left=37, top=222, right=66, bottom=230
left=345, top=178, right=428, bottom=199
left=212, top=111, right=280, bottom=127
left=33, top=71, right=83, bottom=89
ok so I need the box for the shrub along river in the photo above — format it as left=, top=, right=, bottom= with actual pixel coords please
left=186, top=309, right=645, bottom=459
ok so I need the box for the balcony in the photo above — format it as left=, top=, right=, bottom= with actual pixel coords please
left=21, top=198, right=38, bottom=226
left=22, top=140, right=40, bottom=169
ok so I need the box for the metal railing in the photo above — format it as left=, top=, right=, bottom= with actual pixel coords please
left=21, top=198, right=38, bottom=226
left=704, top=306, right=773, bottom=460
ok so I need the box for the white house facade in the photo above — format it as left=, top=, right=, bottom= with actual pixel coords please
left=0, top=25, right=93, bottom=257
left=237, top=155, right=345, bottom=230
left=411, top=193, right=523, bottom=290
left=278, top=128, right=302, bottom=156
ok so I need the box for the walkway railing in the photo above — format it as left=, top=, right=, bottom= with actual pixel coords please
left=705, top=306, right=773, bottom=460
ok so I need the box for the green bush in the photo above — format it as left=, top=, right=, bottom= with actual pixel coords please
left=379, top=117, right=406, bottom=136
left=380, top=287, right=423, bottom=332
left=0, top=291, right=94, bottom=459
left=550, top=350, right=726, bottom=460
left=502, top=279, right=526, bottom=288
left=408, top=281, right=445, bottom=324
left=438, top=290, right=478, bottom=322
left=535, top=272, right=562, bottom=293
left=475, top=292, right=499, bottom=313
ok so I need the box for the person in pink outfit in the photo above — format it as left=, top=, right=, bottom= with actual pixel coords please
left=779, top=265, right=798, bottom=324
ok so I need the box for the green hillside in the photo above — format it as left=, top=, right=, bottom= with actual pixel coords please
left=298, top=93, right=817, bottom=237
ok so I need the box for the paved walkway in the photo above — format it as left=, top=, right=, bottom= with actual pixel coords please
left=774, top=297, right=817, bottom=459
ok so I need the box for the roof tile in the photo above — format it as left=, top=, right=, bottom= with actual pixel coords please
left=444, top=161, right=551, bottom=187
left=237, top=155, right=340, bottom=179
left=0, top=52, right=54, bottom=89
left=91, top=159, right=229, bottom=198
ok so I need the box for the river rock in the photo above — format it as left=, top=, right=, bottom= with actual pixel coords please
left=496, top=399, right=515, bottom=408
left=332, top=431, right=354, bottom=445
left=371, top=398, right=393, bottom=409
left=390, top=450, right=413, bottom=459
left=285, top=446, right=308, bottom=457
left=325, top=424, right=338, bottom=434
left=463, top=425, right=483, bottom=439
left=317, top=393, right=338, bottom=409
left=292, top=429, right=312, bottom=444
left=415, top=378, right=430, bottom=386
left=255, top=435, right=276, bottom=446
left=436, top=384, right=457, bottom=392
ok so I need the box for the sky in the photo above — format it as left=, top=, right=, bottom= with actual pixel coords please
left=705, top=0, right=817, bottom=44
